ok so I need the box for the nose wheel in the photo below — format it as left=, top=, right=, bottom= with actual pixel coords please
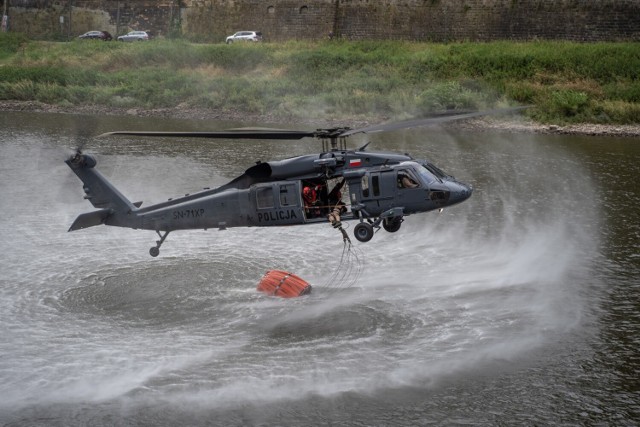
left=382, top=216, right=403, bottom=233
left=150, top=230, right=170, bottom=257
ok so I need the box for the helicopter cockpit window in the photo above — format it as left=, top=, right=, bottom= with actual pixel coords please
left=279, top=184, right=297, bottom=207
left=398, top=170, right=420, bottom=189
left=256, top=187, right=274, bottom=209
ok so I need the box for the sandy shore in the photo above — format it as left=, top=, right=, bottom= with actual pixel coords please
left=2, top=100, right=639, bottom=138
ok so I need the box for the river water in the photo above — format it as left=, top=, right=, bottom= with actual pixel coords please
left=0, top=111, right=638, bottom=425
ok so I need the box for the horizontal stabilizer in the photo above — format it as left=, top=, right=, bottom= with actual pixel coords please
left=69, top=209, right=111, bottom=231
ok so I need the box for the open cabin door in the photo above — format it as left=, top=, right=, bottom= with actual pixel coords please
left=300, top=177, right=353, bottom=223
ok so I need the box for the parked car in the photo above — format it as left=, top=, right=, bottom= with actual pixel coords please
left=225, top=31, right=262, bottom=44
left=78, top=30, right=113, bottom=41
left=117, top=31, right=150, bottom=42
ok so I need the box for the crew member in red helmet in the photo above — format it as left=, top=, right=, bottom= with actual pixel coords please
left=303, top=183, right=321, bottom=218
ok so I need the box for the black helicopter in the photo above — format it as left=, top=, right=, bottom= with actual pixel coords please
left=66, top=107, right=526, bottom=256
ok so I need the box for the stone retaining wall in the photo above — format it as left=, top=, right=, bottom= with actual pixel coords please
left=4, top=0, right=639, bottom=42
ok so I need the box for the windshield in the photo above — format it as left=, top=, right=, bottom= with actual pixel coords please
left=422, top=163, right=448, bottom=182
left=416, top=166, right=437, bottom=184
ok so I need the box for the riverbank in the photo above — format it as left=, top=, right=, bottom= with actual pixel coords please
left=2, top=39, right=639, bottom=131
left=2, top=100, right=639, bottom=138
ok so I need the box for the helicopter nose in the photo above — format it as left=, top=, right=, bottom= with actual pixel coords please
left=448, top=181, right=473, bottom=205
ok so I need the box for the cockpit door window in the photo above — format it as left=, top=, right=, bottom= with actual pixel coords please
left=397, top=169, right=420, bottom=189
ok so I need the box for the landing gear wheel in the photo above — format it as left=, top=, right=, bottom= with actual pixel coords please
left=383, top=217, right=402, bottom=233
left=354, top=222, right=374, bottom=242
left=149, top=230, right=170, bottom=257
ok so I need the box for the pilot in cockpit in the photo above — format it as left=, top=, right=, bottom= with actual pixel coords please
left=398, top=171, right=419, bottom=189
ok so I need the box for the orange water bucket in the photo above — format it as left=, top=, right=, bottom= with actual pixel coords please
left=257, top=270, right=312, bottom=298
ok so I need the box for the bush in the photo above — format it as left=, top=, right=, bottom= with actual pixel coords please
left=0, top=66, right=70, bottom=85
left=550, top=90, right=589, bottom=116
left=197, top=44, right=271, bottom=71
left=600, top=101, right=640, bottom=124
left=505, top=82, right=538, bottom=104
left=603, top=81, right=640, bottom=103
left=0, top=33, right=29, bottom=58
left=417, top=81, right=482, bottom=112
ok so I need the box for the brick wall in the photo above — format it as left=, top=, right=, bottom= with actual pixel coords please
left=5, top=0, right=640, bottom=42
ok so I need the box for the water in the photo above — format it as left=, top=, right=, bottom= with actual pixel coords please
left=0, top=111, right=638, bottom=425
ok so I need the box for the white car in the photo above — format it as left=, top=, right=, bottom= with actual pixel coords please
left=117, top=31, right=149, bottom=42
left=225, top=31, right=263, bottom=44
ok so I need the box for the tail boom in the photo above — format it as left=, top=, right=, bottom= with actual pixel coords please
left=66, top=152, right=139, bottom=230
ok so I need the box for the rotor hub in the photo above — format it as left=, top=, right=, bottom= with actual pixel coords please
left=315, top=128, right=351, bottom=151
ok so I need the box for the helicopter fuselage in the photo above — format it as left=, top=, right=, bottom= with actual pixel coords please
left=66, top=148, right=472, bottom=256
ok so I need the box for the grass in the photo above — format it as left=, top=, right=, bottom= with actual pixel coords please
left=1, top=35, right=639, bottom=124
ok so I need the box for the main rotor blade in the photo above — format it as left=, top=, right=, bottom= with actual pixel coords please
left=339, top=106, right=530, bottom=137
left=98, top=129, right=316, bottom=140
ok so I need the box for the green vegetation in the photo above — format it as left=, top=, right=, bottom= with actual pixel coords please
left=1, top=35, right=639, bottom=124
left=0, top=32, right=29, bottom=60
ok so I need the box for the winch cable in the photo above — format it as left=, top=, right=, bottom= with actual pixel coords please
left=318, top=223, right=365, bottom=290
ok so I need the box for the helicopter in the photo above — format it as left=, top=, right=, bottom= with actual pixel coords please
left=65, top=107, right=526, bottom=257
